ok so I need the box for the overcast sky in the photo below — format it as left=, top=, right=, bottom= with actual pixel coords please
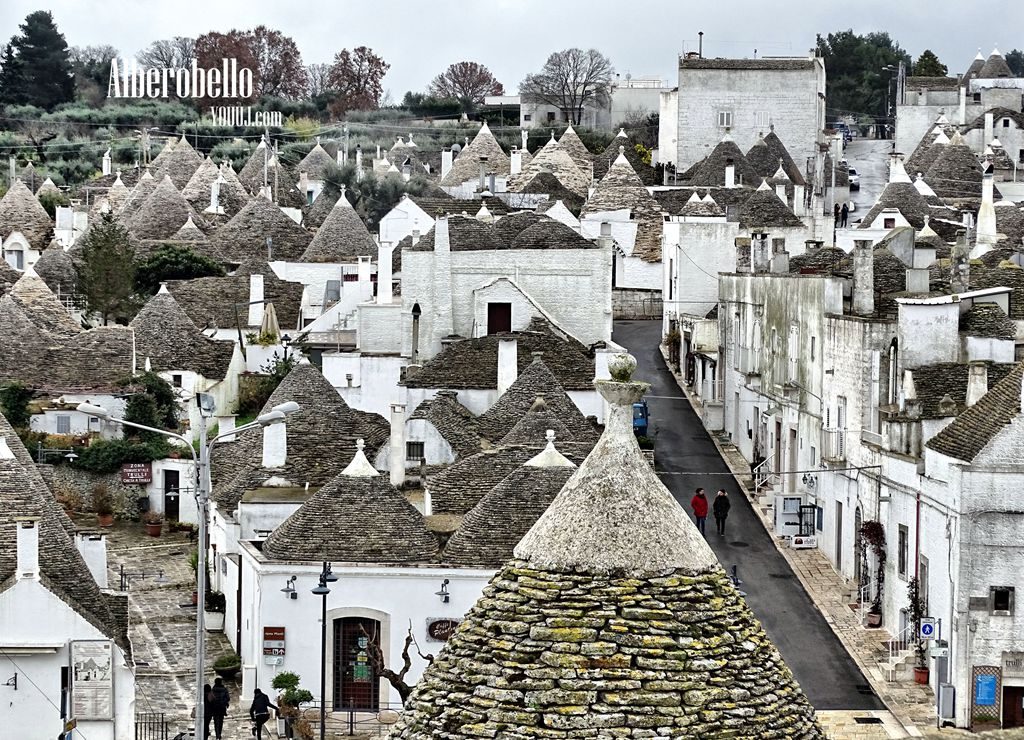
left=2, top=1, right=1022, bottom=97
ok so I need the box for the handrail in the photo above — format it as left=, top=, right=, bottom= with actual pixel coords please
left=887, top=622, right=916, bottom=681
left=753, top=456, right=780, bottom=491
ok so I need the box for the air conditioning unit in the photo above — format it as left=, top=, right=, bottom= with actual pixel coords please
left=791, top=535, right=818, bottom=550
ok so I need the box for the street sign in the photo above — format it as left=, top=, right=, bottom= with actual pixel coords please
left=263, top=626, right=285, bottom=656
left=920, top=618, right=936, bottom=639
left=930, top=645, right=949, bottom=658
left=120, top=462, right=152, bottom=484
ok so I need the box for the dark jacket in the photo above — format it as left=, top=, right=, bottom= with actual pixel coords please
left=690, top=493, right=708, bottom=518
left=713, top=494, right=731, bottom=518
left=211, top=685, right=230, bottom=717
left=249, top=693, right=276, bottom=719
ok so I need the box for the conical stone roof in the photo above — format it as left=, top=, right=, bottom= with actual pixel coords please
left=498, top=398, right=576, bottom=446
left=687, top=136, right=762, bottom=188
left=149, top=137, right=176, bottom=169
left=441, top=122, right=510, bottom=187
left=182, top=158, right=250, bottom=218
left=925, top=132, right=984, bottom=200
left=33, top=241, right=77, bottom=296
left=906, top=130, right=949, bottom=177
left=511, top=142, right=589, bottom=196
left=104, top=173, right=132, bottom=215
left=119, top=170, right=158, bottom=220
left=582, top=151, right=665, bottom=262
left=296, top=141, right=335, bottom=180
left=593, top=129, right=656, bottom=184
left=0, top=180, right=54, bottom=250
left=212, top=192, right=311, bottom=263
left=36, top=177, right=60, bottom=197
left=746, top=134, right=779, bottom=178
left=302, top=188, right=339, bottom=228
left=557, top=124, right=593, bottom=172
left=979, top=48, right=1013, bottom=79
left=388, top=356, right=823, bottom=740
left=763, top=129, right=806, bottom=185
left=300, top=187, right=377, bottom=262
left=738, top=181, right=803, bottom=229
left=237, top=139, right=274, bottom=194
left=153, top=135, right=203, bottom=189
left=127, top=175, right=208, bottom=240
left=261, top=441, right=438, bottom=563
left=8, top=269, right=80, bottom=338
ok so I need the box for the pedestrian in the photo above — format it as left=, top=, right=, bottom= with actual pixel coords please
left=833, top=202, right=840, bottom=224
left=249, top=688, right=277, bottom=739
left=840, top=202, right=849, bottom=228
left=210, top=677, right=230, bottom=740
left=690, top=487, right=708, bottom=536
left=713, top=489, right=731, bottom=536
left=202, top=683, right=213, bottom=740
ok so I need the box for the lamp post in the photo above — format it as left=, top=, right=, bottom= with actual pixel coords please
left=881, top=65, right=897, bottom=139
left=77, top=395, right=299, bottom=737
left=311, top=562, right=337, bottom=740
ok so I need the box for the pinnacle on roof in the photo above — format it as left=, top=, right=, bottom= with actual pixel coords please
left=0, top=180, right=54, bottom=251
left=127, top=175, right=208, bottom=240
left=300, top=186, right=377, bottom=263
left=260, top=439, right=438, bottom=563
left=914, top=173, right=938, bottom=198
left=389, top=354, right=822, bottom=739
left=440, top=121, right=510, bottom=187
left=889, top=155, right=913, bottom=184
left=979, top=47, right=1014, bottom=79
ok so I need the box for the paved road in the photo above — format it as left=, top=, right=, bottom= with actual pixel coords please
left=845, top=137, right=894, bottom=222
left=614, top=320, right=883, bottom=712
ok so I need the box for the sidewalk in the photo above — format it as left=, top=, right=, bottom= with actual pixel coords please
left=659, top=352, right=937, bottom=739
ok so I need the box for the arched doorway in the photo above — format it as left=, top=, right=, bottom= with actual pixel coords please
left=333, top=616, right=382, bottom=711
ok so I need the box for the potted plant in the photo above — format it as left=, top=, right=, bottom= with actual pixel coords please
left=272, top=672, right=314, bottom=739
left=212, top=653, right=241, bottom=680
left=204, top=591, right=226, bottom=632
left=908, top=576, right=930, bottom=684
left=93, top=484, right=115, bottom=527
left=142, top=511, right=163, bottom=537
left=859, top=520, right=886, bottom=628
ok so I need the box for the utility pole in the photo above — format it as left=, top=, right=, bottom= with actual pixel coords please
left=193, top=409, right=210, bottom=740
left=273, top=141, right=280, bottom=203
left=343, top=124, right=350, bottom=167
left=263, top=128, right=269, bottom=190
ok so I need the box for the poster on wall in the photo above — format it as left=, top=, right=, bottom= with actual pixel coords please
left=70, top=641, right=114, bottom=720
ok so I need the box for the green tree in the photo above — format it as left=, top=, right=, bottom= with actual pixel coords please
left=122, top=371, right=177, bottom=438
left=0, top=383, right=34, bottom=428
left=0, top=11, right=75, bottom=109
left=816, top=30, right=911, bottom=127
left=912, top=49, right=947, bottom=77
left=1007, top=49, right=1024, bottom=77
left=133, top=245, right=225, bottom=296
left=38, top=189, right=70, bottom=218
left=79, top=212, right=138, bottom=324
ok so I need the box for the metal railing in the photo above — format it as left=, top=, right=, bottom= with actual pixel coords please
left=753, top=456, right=780, bottom=491
left=136, top=712, right=169, bottom=740
left=822, top=428, right=848, bottom=461
left=737, top=346, right=761, bottom=375
left=857, top=583, right=872, bottom=625
left=709, top=377, right=724, bottom=401
left=295, top=700, right=406, bottom=736
left=887, top=623, right=916, bottom=681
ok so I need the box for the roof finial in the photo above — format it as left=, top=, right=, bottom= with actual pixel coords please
left=341, top=439, right=380, bottom=478
left=545, top=429, right=555, bottom=445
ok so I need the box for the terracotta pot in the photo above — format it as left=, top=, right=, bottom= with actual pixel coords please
left=145, top=523, right=162, bottom=537
left=914, top=666, right=930, bottom=685
left=97, top=513, right=114, bottom=528
left=865, top=612, right=882, bottom=628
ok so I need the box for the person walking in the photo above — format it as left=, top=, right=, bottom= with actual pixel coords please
left=833, top=202, right=840, bottom=224
left=713, top=489, right=731, bottom=536
left=202, top=684, right=214, bottom=740
left=249, top=688, right=277, bottom=739
left=690, top=488, right=709, bottom=536
left=840, top=202, right=849, bottom=228
left=210, top=677, right=230, bottom=740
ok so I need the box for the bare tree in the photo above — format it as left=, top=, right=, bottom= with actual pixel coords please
left=428, top=61, right=504, bottom=104
left=359, top=622, right=433, bottom=703
left=249, top=26, right=307, bottom=99
left=520, top=48, right=614, bottom=125
left=136, top=37, right=195, bottom=69
left=306, top=63, right=332, bottom=98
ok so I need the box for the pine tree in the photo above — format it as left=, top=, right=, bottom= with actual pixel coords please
left=79, top=213, right=138, bottom=325
left=913, top=49, right=948, bottom=78
left=0, top=11, right=75, bottom=109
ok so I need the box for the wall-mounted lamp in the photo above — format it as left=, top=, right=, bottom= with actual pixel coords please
left=281, top=575, right=297, bottom=600
left=436, top=579, right=450, bottom=604
left=801, top=473, right=817, bottom=489
left=3, top=674, right=16, bottom=690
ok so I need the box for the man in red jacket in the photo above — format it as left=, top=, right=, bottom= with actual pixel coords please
left=690, top=488, right=709, bottom=536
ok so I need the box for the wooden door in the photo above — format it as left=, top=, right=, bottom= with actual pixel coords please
left=163, top=470, right=180, bottom=521
left=487, top=302, right=512, bottom=334
left=1004, top=687, right=1024, bottom=728
left=333, top=617, right=380, bottom=711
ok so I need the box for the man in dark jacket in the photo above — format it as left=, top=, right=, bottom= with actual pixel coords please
left=249, top=689, right=277, bottom=739
left=713, top=489, right=731, bottom=536
left=690, top=488, right=708, bottom=536
left=210, top=678, right=230, bottom=740
left=840, top=202, right=849, bottom=227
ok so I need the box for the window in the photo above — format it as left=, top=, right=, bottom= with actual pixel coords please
left=523, top=114, right=532, bottom=122
left=810, top=336, right=816, bottom=361
left=487, top=302, right=512, bottom=334
left=56, top=415, right=71, bottom=435
left=810, top=446, right=817, bottom=465
left=884, top=218, right=896, bottom=229
left=973, top=92, right=982, bottom=103
left=668, top=259, right=674, bottom=300
left=546, top=111, right=556, bottom=123
left=306, top=190, right=315, bottom=206
left=990, top=587, right=1015, bottom=615
left=406, top=441, right=425, bottom=461
left=717, top=111, right=733, bottom=128
left=171, top=374, right=183, bottom=388
left=754, top=111, right=771, bottom=129
left=815, top=506, right=824, bottom=532
left=897, top=524, right=909, bottom=578
left=1003, top=118, right=1011, bottom=128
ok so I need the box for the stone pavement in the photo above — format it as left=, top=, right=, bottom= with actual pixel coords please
left=659, top=353, right=938, bottom=739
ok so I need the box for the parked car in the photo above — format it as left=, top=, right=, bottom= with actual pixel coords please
left=848, top=167, right=860, bottom=191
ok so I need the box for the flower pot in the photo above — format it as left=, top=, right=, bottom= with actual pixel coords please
left=145, top=523, right=162, bottom=537
left=865, top=612, right=882, bottom=628
left=914, top=666, right=930, bottom=684
left=97, top=513, right=114, bottom=528
left=213, top=666, right=240, bottom=680
left=204, top=610, right=225, bottom=632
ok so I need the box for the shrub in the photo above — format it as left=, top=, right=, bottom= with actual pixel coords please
left=142, top=511, right=164, bottom=525
left=0, top=383, right=34, bottom=428
left=213, top=654, right=240, bottom=670
left=272, top=671, right=314, bottom=708
left=92, top=483, right=114, bottom=516
left=75, top=438, right=171, bottom=474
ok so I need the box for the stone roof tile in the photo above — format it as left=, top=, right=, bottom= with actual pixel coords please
left=927, top=363, right=1023, bottom=460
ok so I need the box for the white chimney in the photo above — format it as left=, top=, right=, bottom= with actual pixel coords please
left=775, top=182, right=787, bottom=203
left=262, top=421, right=286, bottom=468
left=853, top=240, right=875, bottom=317
left=216, top=414, right=236, bottom=443
left=497, top=338, right=518, bottom=395
left=984, top=112, right=994, bottom=146
left=510, top=147, right=522, bottom=175
left=793, top=184, right=806, bottom=217
left=724, top=159, right=736, bottom=189
left=377, top=244, right=394, bottom=305
left=423, top=488, right=432, bottom=517
left=357, top=255, right=372, bottom=301
left=411, top=229, right=421, bottom=246
left=959, top=86, right=967, bottom=125
left=355, top=145, right=363, bottom=174
left=435, top=216, right=450, bottom=253
left=247, top=274, right=264, bottom=326
left=102, top=148, right=111, bottom=176
left=974, top=171, right=997, bottom=255
left=76, top=532, right=108, bottom=588
left=966, top=362, right=988, bottom=407
left=598, top=221, right=613, bottom=250
left=521, top=130, right=528, bottom=151
left=441, top=149, right=453, bottom=180
left=478, top=157, right=488, bottom=191
left=16, top=518, right=40, bottom=580
left=208, top=174, right=224, bottom=214
left=298, top=170, right=309, bottom=200
left=389, top=403, right=407, bottom=486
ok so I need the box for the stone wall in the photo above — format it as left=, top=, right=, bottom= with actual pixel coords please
left=613, top=287, right=662, bottom=319
left=39, top=464, right=149, bottom=520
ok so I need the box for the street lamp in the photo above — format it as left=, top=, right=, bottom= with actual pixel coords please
left=881, top=65, right=897, bottom=139
left=77, top=395, right=299, bottom=737
left=311, top=562, right=338, bottom=740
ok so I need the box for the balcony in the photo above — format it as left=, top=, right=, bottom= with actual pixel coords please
left=737, top=346, right=761, bottom=376
left=822, top=428, right=848, bottom=462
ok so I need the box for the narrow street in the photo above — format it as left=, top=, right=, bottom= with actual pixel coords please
left=614, top=320, right=883, bottom=712
left=845, top=137, right=894, bottom=220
